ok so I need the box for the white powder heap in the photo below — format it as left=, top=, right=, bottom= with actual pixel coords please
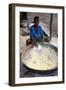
left=22, top=45, right=58, bottom=70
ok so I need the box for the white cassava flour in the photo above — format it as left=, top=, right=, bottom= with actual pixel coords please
left=22, top=45, right=58, bottom=70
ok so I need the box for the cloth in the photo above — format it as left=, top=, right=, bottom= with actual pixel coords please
left=30, top=25, right=44, bottom=41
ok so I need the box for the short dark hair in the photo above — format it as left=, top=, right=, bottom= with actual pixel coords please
left=34, top=16, right=39, bottom=21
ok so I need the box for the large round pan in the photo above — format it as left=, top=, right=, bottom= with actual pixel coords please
left=21, top=42, right=58, bottom=72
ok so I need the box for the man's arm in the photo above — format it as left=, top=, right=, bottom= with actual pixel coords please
left=40, top=26, right=50, bottom=41
left=39, top=26, right=44, bottom=41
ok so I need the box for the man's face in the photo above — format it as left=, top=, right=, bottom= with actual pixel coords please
left=34, top=19, right=39, bottom=27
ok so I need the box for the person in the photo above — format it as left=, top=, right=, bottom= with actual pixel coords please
left=26, top=16, right=49, bottom=46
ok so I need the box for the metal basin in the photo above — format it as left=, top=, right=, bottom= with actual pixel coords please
left=21, top=42, right=58, bottom=71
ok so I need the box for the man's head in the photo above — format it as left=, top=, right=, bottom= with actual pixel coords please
left=34, top=16, right=39, bottom=27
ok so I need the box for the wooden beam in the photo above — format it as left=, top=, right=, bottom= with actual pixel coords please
left=50, top=14, right=53, bottom=40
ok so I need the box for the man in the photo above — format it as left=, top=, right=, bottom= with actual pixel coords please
left=26, top=16, right=49, bottom=46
